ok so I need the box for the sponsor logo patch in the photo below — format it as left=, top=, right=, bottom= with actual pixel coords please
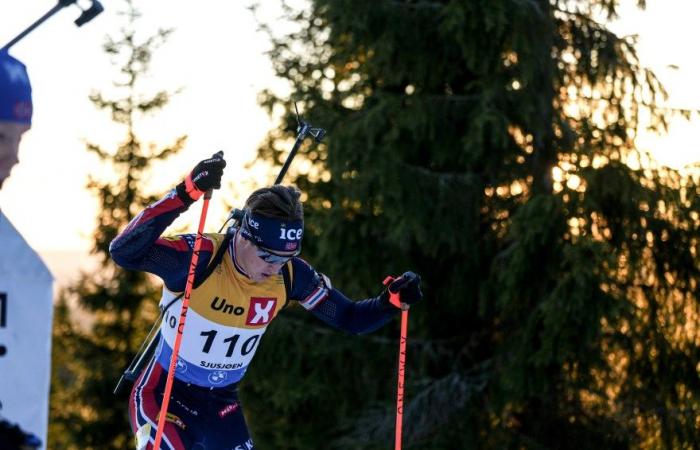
left=234, top=439, right=255, bottom=450
left=176, top=358, right=188, bottom=373
left=175, top=399, right=199, bottom=417
left=208, top=370, right=228, bottom=385
left=210, top=296, right=246, bottom=316
left=279, top=226, right=302, bottom=241
left=218, top=402, right=240, bottom=418
left=246, top=298, right=277, bottom=325
left=248, top=216, right=260, bottom=229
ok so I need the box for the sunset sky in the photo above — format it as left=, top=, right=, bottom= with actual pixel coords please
left=0, top=1, right=289, bottom=253
left=0, top=0, right=699, bottom=284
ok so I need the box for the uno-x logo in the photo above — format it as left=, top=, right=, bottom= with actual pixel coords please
left=279, top=226, right=302, bottom=241
left=246, top=298, right=277, bottom=325
left=211, top=297, right=245, bottom=316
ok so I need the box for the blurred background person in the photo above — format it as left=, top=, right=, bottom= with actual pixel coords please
left=0, top=49, right=52, bottom=450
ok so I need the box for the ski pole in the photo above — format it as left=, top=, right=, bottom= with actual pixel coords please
left=153, top=189, right=213, bottom=450
left=383, top=275, right=413, bottom=450
left=2, top=0, right=104, bottom=51
left=274, top=102, right=325, bottom=185
left=218, top=102, right=326, bottom=232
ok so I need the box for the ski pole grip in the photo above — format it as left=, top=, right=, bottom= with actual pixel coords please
left=383, top=276, right=402, bottom=309
left=204, top=189, right=213, bottom=200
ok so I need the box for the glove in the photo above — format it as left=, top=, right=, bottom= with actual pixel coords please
left=176, top=151, right=226, bottom=202
left=0, top=417, right=42, bottom=449
left=385, top=271, right=423, bottom=307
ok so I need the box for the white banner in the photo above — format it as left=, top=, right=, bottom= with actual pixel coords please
left=0, top=212, right=53, bottom=450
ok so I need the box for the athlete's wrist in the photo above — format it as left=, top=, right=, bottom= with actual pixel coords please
left=175, top=181, right=197, bottom=206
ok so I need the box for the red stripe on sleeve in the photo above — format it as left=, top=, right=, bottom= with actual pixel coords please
left=156, top=237, right=191, bottom=252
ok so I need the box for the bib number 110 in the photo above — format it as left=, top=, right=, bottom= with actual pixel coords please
left=200, top=330, right=260, bottom=357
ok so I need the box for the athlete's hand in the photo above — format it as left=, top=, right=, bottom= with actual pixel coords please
left=177, top=151, right=226, bottom=202
left=386, top=271, right=423, bottom=306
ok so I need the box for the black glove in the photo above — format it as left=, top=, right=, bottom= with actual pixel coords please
left=0, top=418, right=42, bottom=449
left=176, top=151, right=226, bottom=202
left=386, top=271, right=423, bottom=306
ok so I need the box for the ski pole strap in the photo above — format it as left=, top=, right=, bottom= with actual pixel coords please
left=383, top=276, right=409, bottom=310
left=183, top=173, right=205, bottom=201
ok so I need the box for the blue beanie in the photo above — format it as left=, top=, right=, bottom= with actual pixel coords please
left=0, top=51, right=32, bottom=124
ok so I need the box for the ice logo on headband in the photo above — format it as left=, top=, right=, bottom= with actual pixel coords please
left=241, top=210, right=303, bottom=253
left=248, top=215, right=260, bottom=230
left=279, top=224, right=302, bottom=250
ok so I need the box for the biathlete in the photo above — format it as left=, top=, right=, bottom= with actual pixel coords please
left=110, top=152, right=423, bottom=450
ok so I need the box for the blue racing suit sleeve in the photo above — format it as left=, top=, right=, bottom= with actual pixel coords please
left=289, top=258, right=398, bottom=335
left=109, top=189, right=215, bottom=292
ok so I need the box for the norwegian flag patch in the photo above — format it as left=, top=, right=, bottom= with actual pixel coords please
left=300, top=285, right=329, bottom=310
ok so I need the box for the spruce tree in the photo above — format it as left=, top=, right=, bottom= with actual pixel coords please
left=48, top=1, right=184, bottom=448
left=247, top=1, right=700, bottom=449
